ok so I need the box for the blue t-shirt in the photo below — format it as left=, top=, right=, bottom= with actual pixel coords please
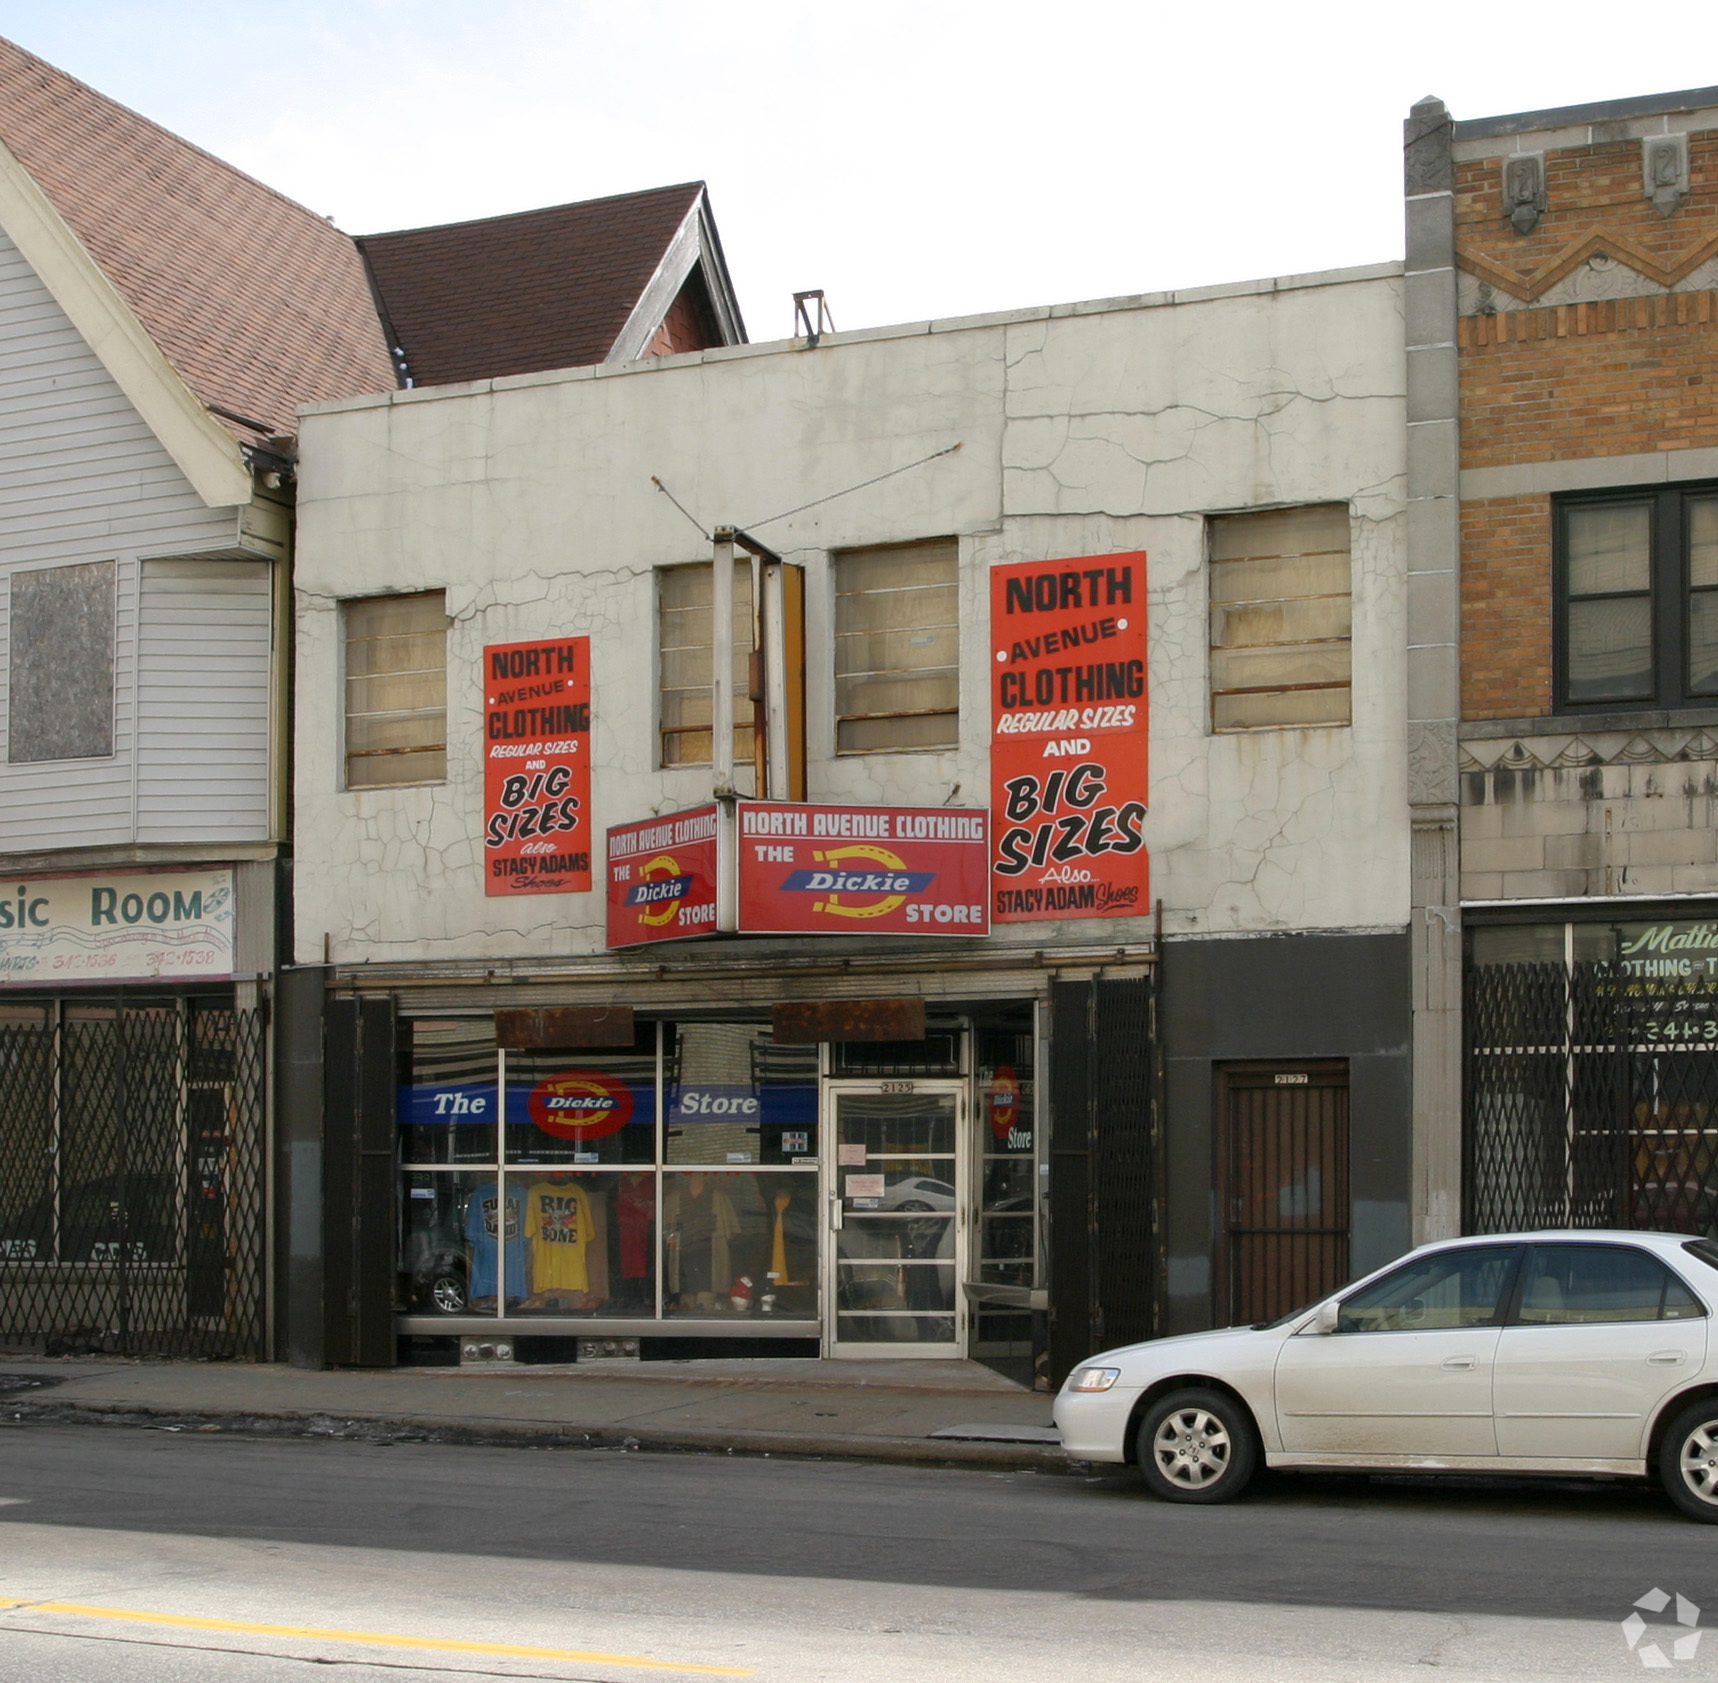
left=464, top=1183, right=530, bottom=1300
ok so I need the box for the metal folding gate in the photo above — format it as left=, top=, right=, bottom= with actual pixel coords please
left=0, top=996, right=266, bottom=1357
left=1467, top=960, right=1718, bottom=1235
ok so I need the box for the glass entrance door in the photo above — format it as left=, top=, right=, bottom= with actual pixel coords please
left=825, top=1084, right=965, bottom=1356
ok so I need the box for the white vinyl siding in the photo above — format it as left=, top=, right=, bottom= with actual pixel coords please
left=0, top=226, right=261, bottom=852
left=136, top=562, right=271, bottom=841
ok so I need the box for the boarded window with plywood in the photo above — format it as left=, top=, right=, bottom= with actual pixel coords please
left=344, top=591, right=447, bottom=788
left=658, top=561, right=755, bottom=768
left=1208, top=505, right=1351, bottom=731
left=7, top=561, right=116, bottom=762
left=834, top=538, right=959, bottom=753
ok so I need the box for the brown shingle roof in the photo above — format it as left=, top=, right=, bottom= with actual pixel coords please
left=0, top=35, right=397, bottom=443
left=357, top=184, right=706, bottom=388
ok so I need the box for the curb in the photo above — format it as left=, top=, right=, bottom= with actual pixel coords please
left=3, top=1397, right=1074, bottom=1473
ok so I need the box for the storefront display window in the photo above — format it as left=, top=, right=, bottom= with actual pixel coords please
left=505, top=1032, right=656, bottom=1167
left=398, top=1018, right=497, bottom=1164
left=396, top=1017, right=818, bottom=1323
left=662, top=1169, right=817, bottom=1317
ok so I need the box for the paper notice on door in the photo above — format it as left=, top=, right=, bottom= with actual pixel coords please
left=837, top=1144, right=867, bottom=1167
left=845, top=1173, right=885, bottom=1200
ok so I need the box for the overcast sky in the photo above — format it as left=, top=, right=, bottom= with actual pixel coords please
left=6, top=3, right=1716, bottom=339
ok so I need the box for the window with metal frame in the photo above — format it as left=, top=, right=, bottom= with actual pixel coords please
left=833, top=538, right=959, bottom=753
left=1556, top=483, right=1718, bottom=710
left=343, top=591, right=447, bottom=788
left=657, top=561, right=754, bottom=768
left=1208, top=505, right=1352, bottom=731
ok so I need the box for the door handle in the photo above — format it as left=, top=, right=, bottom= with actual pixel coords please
left=1441, top=1356, right=1476, bottom=1370
left=1650, top=1351, right=1687, bottom=1366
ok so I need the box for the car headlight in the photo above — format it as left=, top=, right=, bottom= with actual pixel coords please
left=1068, top=1366, right=1122, bottom=1392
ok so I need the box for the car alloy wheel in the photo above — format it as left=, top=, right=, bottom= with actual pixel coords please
left=430, top=1272, right=467, bottom=1315
left=1135, top=1386, right=1257, bottom=1505
left=1661, top=1400, right=1718, bottom=1523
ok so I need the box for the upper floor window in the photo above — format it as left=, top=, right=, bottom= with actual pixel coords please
left=343, top=591, right=446, bottom=788
left=6, top=561, right=115, bottom=763
left=658, top=560, right=754, bottom=769
left=833, top=538, right=959, bottom=753
left=1208, top=505, right=1351, bottom=731
left=1557, top=485, right=1718, bottom=710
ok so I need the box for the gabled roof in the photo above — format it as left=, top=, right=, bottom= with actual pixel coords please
left=357, top=182, right=747, bottom=389
left=0, top=34, right=397, bottom=446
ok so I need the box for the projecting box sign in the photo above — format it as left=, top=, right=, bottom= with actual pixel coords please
left=737, top=802, right=990, bottom=936
left=0, top=868, right=233, bottom=986
left=606, top=805, right=723, bottom=948
left=989, top=552, right=1149, bottom=922
left=483, top=636, right=591, bottom=896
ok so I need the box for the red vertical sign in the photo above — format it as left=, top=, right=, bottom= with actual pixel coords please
left=483, top=636, right=591, bottom=896
left=990, top=553, right=1149, bottom=921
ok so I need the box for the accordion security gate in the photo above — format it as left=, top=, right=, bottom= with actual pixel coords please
left=0, top=996, right=266, bottom=1357
left=1467, top=960, right=1718, bottom=1236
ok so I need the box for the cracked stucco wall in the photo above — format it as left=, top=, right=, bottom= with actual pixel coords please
left=292, top=270, right=1409, bottom=966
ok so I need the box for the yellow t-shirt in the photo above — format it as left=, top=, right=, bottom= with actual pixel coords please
left=526, top=1181, right=595, bottom=1293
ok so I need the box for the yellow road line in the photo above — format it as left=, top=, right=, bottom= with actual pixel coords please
left=0, top=1598, right=753, bottom=1675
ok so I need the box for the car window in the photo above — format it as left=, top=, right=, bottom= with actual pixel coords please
left=1518, top=1243, right=1704, bottom=1324
left=1338, top=1246, right=1516, bottom=1334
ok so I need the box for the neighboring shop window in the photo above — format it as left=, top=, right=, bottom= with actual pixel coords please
left=1208, top=504, right=1351, bottom=731
left=343, top=590, right=447, bottom=788
left=657, top=560, right=754, bottom=768
left=7, top=561, right=116, bottom=763
left=832, top=538, right=959, bottom=753
left=1556, top=487, right=1718, bottom=710
left=1466, top=918, right=1718, bottom=1239
left=0, top=1003, right=51, bottom=1260
left=395, top=1017, right=819, bottom=1322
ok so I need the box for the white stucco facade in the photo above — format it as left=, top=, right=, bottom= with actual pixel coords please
left=292, top=263, right=1409, bottom=967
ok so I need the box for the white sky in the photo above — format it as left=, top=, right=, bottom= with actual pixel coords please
left=5, top=2, right=1717, bottom=339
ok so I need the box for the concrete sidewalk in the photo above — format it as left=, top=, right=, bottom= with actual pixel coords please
left=0, top=1355, right=1067, bottom=1469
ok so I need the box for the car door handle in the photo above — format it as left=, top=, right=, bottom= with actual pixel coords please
left=1441, top=1356, right=1476, bottom=1370
left=1650, top=1351, right=1687, bottom=1366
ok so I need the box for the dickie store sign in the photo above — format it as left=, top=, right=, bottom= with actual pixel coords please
left=737, top=802, right=990, bottom=936
left=483, top=636, right=591, bottom=897
left=989, top=552, right=1149, bottom=922
left=606, top=805, right=722, bottom=948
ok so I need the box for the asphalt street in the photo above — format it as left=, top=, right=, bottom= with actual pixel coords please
left=0, top=1422, right=1714, bottom=1681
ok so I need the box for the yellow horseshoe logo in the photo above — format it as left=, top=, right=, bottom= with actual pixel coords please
left=637, top=854, right=685, bottom=927
left=812, top=844, right=908, bottom=919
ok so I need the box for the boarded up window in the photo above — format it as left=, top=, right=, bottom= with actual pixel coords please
left=834, top=538, right=959, bottom=753
left=658, top=561, right=754, bottom=768
left=344, top=591, right=446, bottom=788
left=1209, top=506, right=1351, bottom=731
left=7, top=562, right=116, bottom=762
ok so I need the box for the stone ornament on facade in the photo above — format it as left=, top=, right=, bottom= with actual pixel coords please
left=1622, top=1588, right=1701, bottom=1667
left=1503, top=153, right=1546, bottom=235
left=1458, top=729, right=1718, bottom=775
left=1645, top=134, right=1690, bottom=218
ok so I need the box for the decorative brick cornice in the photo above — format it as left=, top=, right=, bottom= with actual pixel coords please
left=1459, top=727, right=1718, bottom=773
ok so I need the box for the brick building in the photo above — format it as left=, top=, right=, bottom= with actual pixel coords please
left=1405, top=86, right=1718, bottom=1242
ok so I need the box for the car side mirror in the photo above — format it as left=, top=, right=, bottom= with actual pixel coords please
left=1314, top=1301, right=1341, bottom=1335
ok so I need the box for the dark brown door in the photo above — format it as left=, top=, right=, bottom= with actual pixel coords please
left=1217, top=1063, right=1349, bottom=1326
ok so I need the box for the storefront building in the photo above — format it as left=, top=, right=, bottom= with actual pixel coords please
left=290, top=259, right=1416, bottom=1377
left=1410, top=85, right=1718, bottom=1237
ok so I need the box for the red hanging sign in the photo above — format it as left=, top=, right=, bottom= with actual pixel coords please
left=737, top=802, right=990, bottom=936
left=605, top=804, right=722, bottom=948
left=989, top=553, right=1149, bottom=922
left=483, top=637, right=591, bottom=896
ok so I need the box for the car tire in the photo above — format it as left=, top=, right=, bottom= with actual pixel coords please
left=1659, top=1398, right=1718, bottom=1523
left=1135, top=1387, right=1258, bottom=1505
left=429, top=1270, right=468, bottom=1315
